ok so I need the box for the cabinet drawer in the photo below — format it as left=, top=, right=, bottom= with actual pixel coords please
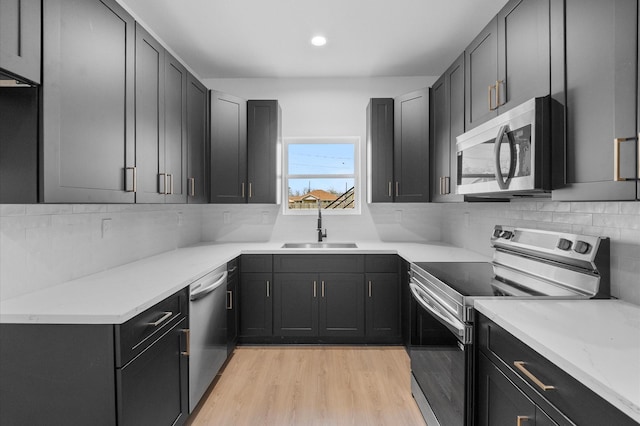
left=241, top=254, right=272, bottom=272
left=274, top=254, right=364, bottom=273
left=477, top=313, right=637, bottom=426
left=116, top=288, right=188, bottom=367
left=365, top=254, right=399, bottom=273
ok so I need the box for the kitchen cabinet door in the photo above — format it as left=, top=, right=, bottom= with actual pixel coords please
left=394, top=88, right=430, bottom=203
left=41, top=0, right=135, bottom=202
left=319, top=273, right=365, bottom=337
left=431, top=73, right=449, bottom=202
left=0, top=0, right=41, bottom=84
left=448, top=55, right=466, bottom=200
left=497, top=0, right=550, bottom=113
left=273, top=273, right=319, bottom=336
left=210, top=90, right=247, bottom=203
left=367, top=98, right=394, bottom=202
left=163, top=52, right=188, bottom=203
left=553, top=0, right=638, bottom=201
left=247, top=100, right=280, bottom=204
left=476, top=352, right=554, bottom=426
left=117, top=318, right=188, bottom=426
left=226, top=258, right=239, bottom=355
left=135, top=23, right=165, bottom=203
left=365, top=273, right=400, bottom=338
left=239, top=272, right=273, bottom=337
left=186, top=73, right=208, bottom=203
left=465, top=17, right=499, bottom=130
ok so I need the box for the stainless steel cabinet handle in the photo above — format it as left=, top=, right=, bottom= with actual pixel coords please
left=513, top=361, right=555, bottom=391
left=126, top=166, right=137, bottom=192
left=496, top=80, right=505, bottom=107
left=321, top=281, right=325, bottom=298
left=445, top=176, right=450, bottom=194
left=188, top=177, right=195, bottom=196
left=249, top=182, right=252, bottom=198
left=368, top=281, right=372, bottom=298
left=241, top=182, right=245, bottom=198
left=169, top=174, right=174, bottom=195
left=313, top=281, right=317, bottom=298
left=159, top=173, right=166, bottom=194
left=395, top=182, right=399, bottom=197
left=266, top=280, right=270, bottom=297
left=181, top=329, right=190, bottom=356
left=226, top=290, right=233, bottom=309
left=516, top=416, right=529, bottom=426
left=388, top=181, right=392, bottom=197
left=614, top=136, right=639, bottom=181
left=488, top=84, right=496, bottom=111
left=147, top=311, right=172, bottom=326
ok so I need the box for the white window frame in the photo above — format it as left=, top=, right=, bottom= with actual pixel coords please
left=282, top=136, right=361, bottom=215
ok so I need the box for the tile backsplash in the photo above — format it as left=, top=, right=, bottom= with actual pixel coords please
left=1, top=200, right=638, bottom=306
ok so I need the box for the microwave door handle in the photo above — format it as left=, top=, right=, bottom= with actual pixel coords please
left=494, top=124, right=515, bottom=189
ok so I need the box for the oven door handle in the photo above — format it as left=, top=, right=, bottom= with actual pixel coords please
left=409, top=282, right=470, bottom=344
left=494, top=124, right=516, bottom=189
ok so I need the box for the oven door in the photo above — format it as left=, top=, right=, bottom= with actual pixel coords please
left=409, top=282, right=473, bottom=426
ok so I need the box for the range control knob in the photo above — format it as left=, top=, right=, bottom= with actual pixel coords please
left=574, top=240, right=591, bottom=254
left=500, top=230, right=513, bottom=239
left=493, top=229, right=502, bottom=238
left=557, top=238, right=573, bottom=251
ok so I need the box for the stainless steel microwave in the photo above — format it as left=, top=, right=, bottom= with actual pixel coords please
left=456, top=96, right=556, bottom=197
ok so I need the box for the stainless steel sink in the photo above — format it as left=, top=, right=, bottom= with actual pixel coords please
left=281, top=242, right=358, bottom=249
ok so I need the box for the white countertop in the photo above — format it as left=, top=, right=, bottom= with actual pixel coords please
left=475, top=299, right=640, bottom=423
left=0, top=241, right=488, bottom=324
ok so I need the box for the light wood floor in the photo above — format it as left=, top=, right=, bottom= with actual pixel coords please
left=186, top=346, right=426, bottom=426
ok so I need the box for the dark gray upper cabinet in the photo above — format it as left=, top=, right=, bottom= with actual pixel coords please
left=135, top=25, right=187, bottom=204
left=186, top=73, right=208, bottom=203
left=366, top=98, right=394, bottom=202
left=553, top=0, right=639, bottom=201
left=431, top=54, right=465, bottom=202
left=163, top=53, right=188, bottom=203
left=41, top=0, right=135, bottom=203
left=0, top=87, right=38, bottom=203
left=247, top=100, right=280, bottom=204
left=0, top=0, right=41, bottom=84
left=135, top=24, right=165, bottom=203
left=394, top=88, right=430, bottom=202
left=465, top=0, right=551, bottom=130
left=210, top=90, right=248, bottom=204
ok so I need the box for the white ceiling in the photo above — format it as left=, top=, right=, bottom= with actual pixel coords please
left=120, top=0, right=510, bottom=79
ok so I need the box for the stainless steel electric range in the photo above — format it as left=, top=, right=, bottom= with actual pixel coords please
left=409, top=225, right=610, bottom=426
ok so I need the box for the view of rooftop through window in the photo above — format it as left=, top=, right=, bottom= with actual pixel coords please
left=285, top=138, right=358, bottom=211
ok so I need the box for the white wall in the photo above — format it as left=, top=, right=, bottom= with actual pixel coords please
left=201, top=77, right=441, bottom=243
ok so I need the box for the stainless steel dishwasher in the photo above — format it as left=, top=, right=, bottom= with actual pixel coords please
left=189, top=265, right=228, bottom=412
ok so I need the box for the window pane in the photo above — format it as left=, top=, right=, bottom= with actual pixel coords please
left=288, top=144, right=355, bottom=175
left=287, top=178, right=355, bottom=209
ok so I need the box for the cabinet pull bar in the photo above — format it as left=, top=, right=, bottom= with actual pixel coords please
left=395, top=182, right=399, bottom=197
left=249, top=182, right=252, bottom=198
left=159, top=173, right=166, bottom=194
left=513, top=361, right=555, bottom=391
left=313, top=281, right=317, bottom=298
left=147, top=311, right=172, bottom=326
left=169, top=174, right=174, bottom=195
left=266, top=280, right=270, bottom=297
left=488, top=84, right=496, bottom=111
left=516, top=416, right=529, bottom=426
left=126, top=166, right=137, bottom=192
left=445, top=176, right=450, bottom=195
left=614, top=136, right=639, bottom=181
left=226, top=290, right=233, bottom=309
left=189, top=177, right=195, bottom=196
left=181, top=329, right=190, bottom=356
left=321, top=281, right=325, bottom=298
left=388, top=181, right=392, bottom=197
left=368, top=281, right=372, bottom=298
left=241, top=182, right=245, bottom=198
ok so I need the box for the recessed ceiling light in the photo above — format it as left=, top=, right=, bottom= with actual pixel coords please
left=311, top=36, right=327, bottom=47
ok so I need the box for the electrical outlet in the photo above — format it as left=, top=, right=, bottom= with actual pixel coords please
left=394, top=210, right=403, bottom=223
left=101, top=218, right=112, bottom=239
left=177, top=212, right=184, bottom=227
left=223, top=211, right=231, bottom=224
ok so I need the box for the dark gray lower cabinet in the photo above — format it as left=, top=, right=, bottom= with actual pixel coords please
left=365, top=273, right=400, bottom=338
left=319, top=273, right=365, bottom=337
left=477, top=352, right=556, bottom=426
left=239, top=272, right=273, bottom=337
left=274, top=273, right=318, bottom=336
left=226, top=258, right=239, bottom=355
left=0, top=288, right=189, bottom=426
left=476, top=313, right=638, bottom=426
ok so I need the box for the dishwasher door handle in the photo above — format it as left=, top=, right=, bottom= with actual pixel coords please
left=190, top=271, right=228, bottom=301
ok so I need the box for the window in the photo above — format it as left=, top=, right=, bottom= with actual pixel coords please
left=283, top=137, right=360, bottom=214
